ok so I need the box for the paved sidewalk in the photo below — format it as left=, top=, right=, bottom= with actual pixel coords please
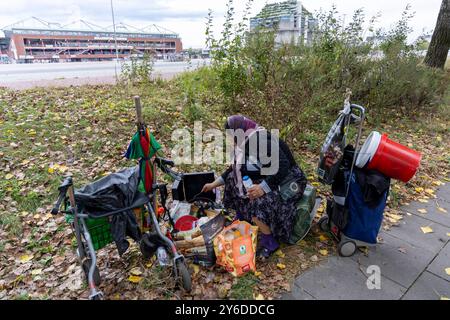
left=284, top=182, right=450, bottom=300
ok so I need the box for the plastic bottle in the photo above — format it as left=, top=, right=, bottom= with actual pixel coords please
left=156, top=247, right=170, bottom=266
left=242, top=176, right=253, bottom=191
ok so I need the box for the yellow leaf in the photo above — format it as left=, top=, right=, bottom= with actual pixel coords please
left=311, top=182, right=320, bottom=187
left=19, top=254, right=33, bottom=263
left=387, top=213, right=403, bottom=221
left=319, top=249, right=328, bottom=256
left=438, top=207, right=448, bottom=214
left=317, top=206, right=324, bottom=214
left=445, top=268, right=450, bottom=276
left=418, top=199, right=429, bottom=203
left=254, top=271, right=262, bottom=277
left=415, top=187, right=424, bottom=193
left=5, top=173, right=14, bottom=180
left=447, top=233, right=450, bottom=237
left=193, top=264, right=200, bottom=275
left=421, top=226, right=433, bottom=234
left=425, top=189, right=434, bottom=195
left=254, top=293, right=264, bottom=300
left=432, top=180, right=442, bottom=186
left=319, top=234, right=328, bottom=242
left=48, top=167, right=55, bottom=174
left=276, top=263, right=286, bottom=270
left=128, top=275, right=142, bottom=283
left=130, top=267, right=142, bottom=276
left=85, top=127, right=92, bottom=132
left=418, top=209, right=427, bottom=214
left=441, top=296, right=450, bottom=300
left=275, top=250, right=285, bottom=258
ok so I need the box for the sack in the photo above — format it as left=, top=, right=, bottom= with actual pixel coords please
left=213, top=220, right=258, bottom=277
left=288, top=185, right=317, bottom=244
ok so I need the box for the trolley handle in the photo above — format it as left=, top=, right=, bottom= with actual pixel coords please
left=51, top=176, right=73, bottom=215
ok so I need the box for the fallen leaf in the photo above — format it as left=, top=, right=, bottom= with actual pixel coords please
left=398, top=247, right=407, bottom=254
left=254, top=271, right=262, bottom=277
left=445, top=268, right=450, bottom=276
left=192, top=264, right=200, bottom=275
left=319, top=234, right=328, bottom=242
left=420, top=226, right=433, bottom=234
left=417, top=209, right=427, bottom=214
left=5, top=173, right=14, bottom=180
left=437, top=207, right=447, bottom=214
left=254, top=293, right=264, bottom=300
left=425, top=189, right=434, bottom=195
left=31, top=269, right=43, bottom=276
left=47, top=167, right=55, bottom=174
left=310, top=255, right=318, bottom=262
left=319, top=249, right=328, bottom=256
left=418, top=199, right=429, bottom=203
left=19, top=254, right=34, bottom=263
left=130, top=267, right=142, bottom=276
left=128, top=275, right=142, bottom=283
left=275, top=250, right=285, bottom=258
left=276, top=263, right=286, bottom=270
left=447, top=233, right=450, bottom=237
left=415, top=187, right=424, bottom=193
left=441, top=296, right=450, bottom=300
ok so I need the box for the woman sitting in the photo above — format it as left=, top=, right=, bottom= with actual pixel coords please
left=202, top=115, right=307, bottom=258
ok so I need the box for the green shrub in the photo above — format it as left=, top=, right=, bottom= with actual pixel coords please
left=203, top=2, right=450, bottom=145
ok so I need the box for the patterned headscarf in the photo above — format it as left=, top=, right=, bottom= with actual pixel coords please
left=226, top=115, right=258, bottom=133
left=226, top=115, right=262, bottom=197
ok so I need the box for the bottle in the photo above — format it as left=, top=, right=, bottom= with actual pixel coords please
left=242, top=176, right=253, bottom=191
left=156, top=247, right=170, bottom=266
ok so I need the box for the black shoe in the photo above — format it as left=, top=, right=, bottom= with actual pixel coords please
left=256, top=247, right=277, bottom=259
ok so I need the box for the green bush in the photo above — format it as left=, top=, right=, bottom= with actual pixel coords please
left=201, top=2, right=449, bottom=144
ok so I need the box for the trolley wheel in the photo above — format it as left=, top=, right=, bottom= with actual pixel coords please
left=82, top=259, right=101, bottom=286
left=175, top=260, right=192, bottom=292
left=318, top=216, right=330, bottom=232
left=338, top=240, right=357, bottom=257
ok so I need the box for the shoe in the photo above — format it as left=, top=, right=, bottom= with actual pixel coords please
left=256, top=233, right=279, bottom=258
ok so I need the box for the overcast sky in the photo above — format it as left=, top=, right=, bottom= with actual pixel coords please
left=0, top=0, right=443, bottom=48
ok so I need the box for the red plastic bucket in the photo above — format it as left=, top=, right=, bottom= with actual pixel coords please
left=174, top=215, right=198, bottom=232
left=367, top=134, right=422, bottom=183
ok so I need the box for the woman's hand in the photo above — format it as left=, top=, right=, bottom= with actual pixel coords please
left=201, top=183, right=216, bottom=193
left=247, top=184, right=265, bottom=201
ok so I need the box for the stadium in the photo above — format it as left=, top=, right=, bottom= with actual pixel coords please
left=0, top=17, right=183, bottom=63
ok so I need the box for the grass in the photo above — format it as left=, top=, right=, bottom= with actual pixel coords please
left=229, top=273, right=259, bottom=300
left=0, top=71, right=449, bottom=300
left=0, top=211, right=22, bottom=236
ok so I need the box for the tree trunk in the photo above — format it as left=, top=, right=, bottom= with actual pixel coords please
left=424, top=0, right=450, bottom=69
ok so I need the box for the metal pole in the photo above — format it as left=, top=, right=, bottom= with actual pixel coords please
left=110, top=0, right=120, bottom=81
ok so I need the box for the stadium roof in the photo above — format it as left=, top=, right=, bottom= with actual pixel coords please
left=1, top=17, right=179, bottom=37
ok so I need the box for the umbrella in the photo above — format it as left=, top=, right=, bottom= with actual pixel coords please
left=125, top=97, right=161, bottom=194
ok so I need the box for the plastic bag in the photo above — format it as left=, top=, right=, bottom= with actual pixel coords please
left=213, top=220, right=258, bottom=277
left=288, top=185, right=317, bottom=244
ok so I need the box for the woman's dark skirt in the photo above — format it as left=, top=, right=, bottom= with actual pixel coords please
left=223, top=166, right=307, bottom=243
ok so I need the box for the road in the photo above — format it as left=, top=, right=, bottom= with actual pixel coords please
left=0, top=59, right=210, bottom=90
